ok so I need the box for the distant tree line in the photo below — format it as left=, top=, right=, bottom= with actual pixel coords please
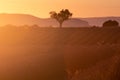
left=102, top=20, right=119, bottom=27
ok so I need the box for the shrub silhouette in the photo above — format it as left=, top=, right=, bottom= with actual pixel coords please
left=49, top=9, right=72, bottom=28
left=102, top=20, right=119, bottom=27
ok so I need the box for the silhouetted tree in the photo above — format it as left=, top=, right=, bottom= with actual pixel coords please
left=50, top=9, right=72, bottom=28
left=102, top=20, right=119, bottom=27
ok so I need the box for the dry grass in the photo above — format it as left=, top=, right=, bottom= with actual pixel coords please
left=0, top=27, right=120, bottom=80
left=65, top=45, right=120, bottom=80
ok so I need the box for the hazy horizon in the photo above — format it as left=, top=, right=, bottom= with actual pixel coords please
left=0, top=0, right=120, bottom=18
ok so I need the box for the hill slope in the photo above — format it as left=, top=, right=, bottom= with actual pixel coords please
left=0, top=13, right=89, bottom=27
left=0, top=27, right=120, bottom=45
left=0, top=27, right=120, bottom=80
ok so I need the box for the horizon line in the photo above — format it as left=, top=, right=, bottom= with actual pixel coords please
left=0, top=13, right=120, bottom=19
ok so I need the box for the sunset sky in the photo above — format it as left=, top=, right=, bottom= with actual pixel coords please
left=0, top=0, right=120, bottom=18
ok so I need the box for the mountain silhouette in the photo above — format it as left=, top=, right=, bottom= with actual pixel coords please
left=0, top=13, right=89, bottom=27
left=81, top=17, right=120, bottom=26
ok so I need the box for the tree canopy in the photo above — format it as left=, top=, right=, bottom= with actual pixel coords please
left=50, top=9, right=72, bottom=28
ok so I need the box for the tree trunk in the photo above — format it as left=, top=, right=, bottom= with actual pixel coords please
left=59, top=22, right=62, bottom=28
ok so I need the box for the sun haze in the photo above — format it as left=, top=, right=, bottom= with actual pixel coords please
left=0, top=0, right=119, bottom=18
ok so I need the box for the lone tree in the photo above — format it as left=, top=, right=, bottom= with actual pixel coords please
left=50, top=9, right=72, bottom=28
left=102, top=20, right=119, bottom=27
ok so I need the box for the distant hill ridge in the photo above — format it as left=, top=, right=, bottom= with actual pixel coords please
left=0, top=13, right=89, bottom=27
left=81, top=17, right=120, bottom=26
left=0, top=13, right=120, bottom=27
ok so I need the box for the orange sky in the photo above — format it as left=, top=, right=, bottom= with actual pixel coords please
left=0, top=0, right=120, bottom=18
